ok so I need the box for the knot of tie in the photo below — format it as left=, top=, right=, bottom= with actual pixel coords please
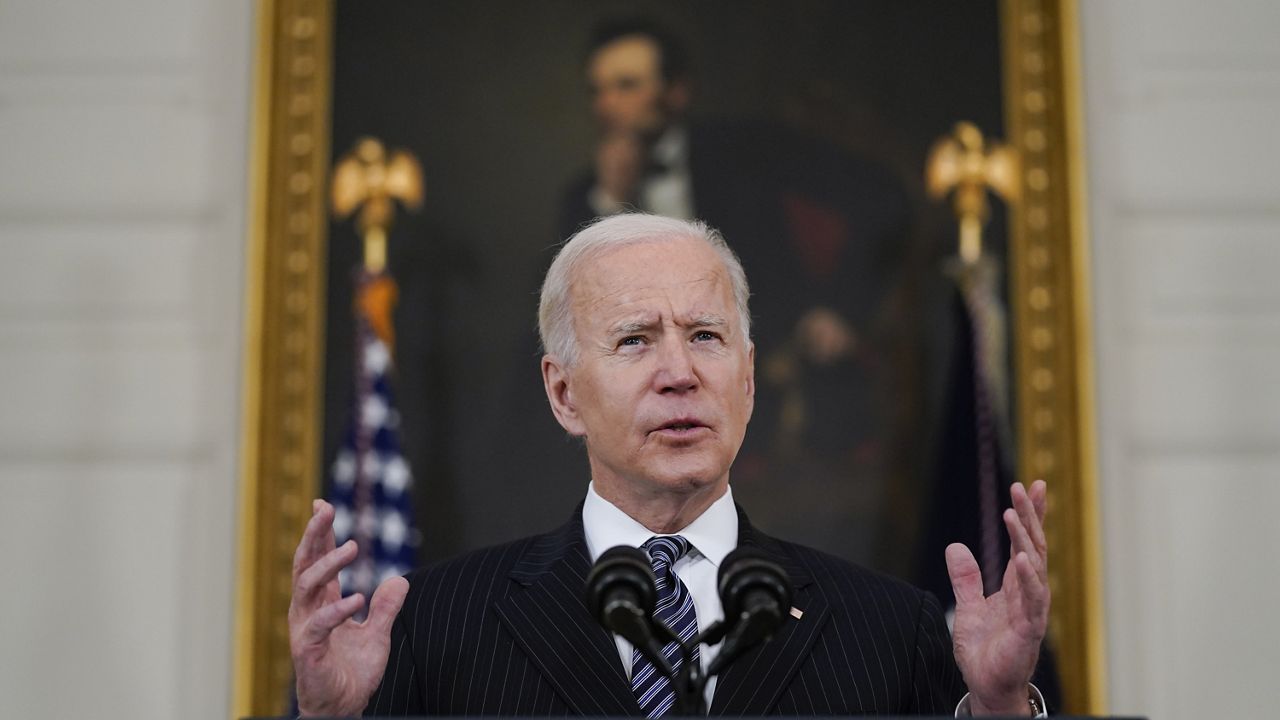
left=642, top=535, right=691, bottom=569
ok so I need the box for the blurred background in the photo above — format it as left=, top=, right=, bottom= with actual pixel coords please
left=0, top=1, right=1278, bottom=719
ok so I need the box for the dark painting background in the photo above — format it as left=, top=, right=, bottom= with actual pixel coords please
left=322, top=0, right=1008, bottom=580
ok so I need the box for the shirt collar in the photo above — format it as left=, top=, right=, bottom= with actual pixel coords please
left=582, top=481, right=738, bottom=569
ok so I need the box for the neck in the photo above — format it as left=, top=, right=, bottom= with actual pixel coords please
left=592, top=475, right=728, bottom=534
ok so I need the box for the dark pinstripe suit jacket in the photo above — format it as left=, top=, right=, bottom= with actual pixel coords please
left=365, top=506, right=966, bottom=716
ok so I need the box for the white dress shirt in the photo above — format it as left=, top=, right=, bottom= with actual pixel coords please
left=582, top=481, right=736, bottom=709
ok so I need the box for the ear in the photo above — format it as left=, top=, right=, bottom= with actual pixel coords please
left=542, top=354, right=587, bottom=436
left=744, top=342, right=756, bottom=421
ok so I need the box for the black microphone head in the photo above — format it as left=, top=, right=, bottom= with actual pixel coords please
left=706, top=547, right=796, bottom=679
left=584, top=545, right=677, bottom=680
left=717, top=546, right=794, bottom=623
left=584, top=545, right=658, bottom=624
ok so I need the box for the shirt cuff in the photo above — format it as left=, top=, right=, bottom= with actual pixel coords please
left=953, top=683, right=1047, bottom=717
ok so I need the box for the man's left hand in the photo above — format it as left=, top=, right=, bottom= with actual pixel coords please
left=945, top=480, right=1050, bottom=716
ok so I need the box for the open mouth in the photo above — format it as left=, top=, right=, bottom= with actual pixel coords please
left=652, top=418, right=709, bottom=436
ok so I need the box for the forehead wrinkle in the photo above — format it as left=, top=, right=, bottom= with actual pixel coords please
left=569, top=242, right=732, bottom=337
left=581, top=281, right=640, bottom=313
left=586, top=270, right=722, bottom=308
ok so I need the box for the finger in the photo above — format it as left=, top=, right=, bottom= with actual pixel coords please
left=1012, top=482, right=1048, bottom=557
left=1029, top=479, right=1048, bottom=525
left=1014, top=552, right=1050, bottom=634
left=1004, top=508, right=1047, bottom=584
left=1003, top=506, right=1031, bottom=557
left=945, top=543, right=984, bottom=606
left=292, top=499, right=337, bottom=581
left=301, top=592, right=365, bottom=646
left=1002, top=551, right=1026, bottom=621
left=364, top=576, right=410, bottom=636
left=295, top=539, right=358, bottom=608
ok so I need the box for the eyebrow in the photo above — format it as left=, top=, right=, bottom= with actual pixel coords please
left=606, top=314, right=728, bottom=337
left=608, top=319, right=656, bottom=337
left=688, top=314, right=728, bottom=329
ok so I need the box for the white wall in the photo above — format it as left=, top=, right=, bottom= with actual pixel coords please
left=0, top=1, right=253, bottom=719
left=1080, top=1, right=1280, bottom=718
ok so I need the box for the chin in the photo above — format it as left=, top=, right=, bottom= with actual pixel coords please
left=644, top=460, right=729, bottom=494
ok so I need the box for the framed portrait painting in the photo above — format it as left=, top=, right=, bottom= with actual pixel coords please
left=236, top=0, right=1103, bottom=715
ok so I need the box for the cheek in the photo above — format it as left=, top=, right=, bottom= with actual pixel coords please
left=578, top=378, right=631, bottom=426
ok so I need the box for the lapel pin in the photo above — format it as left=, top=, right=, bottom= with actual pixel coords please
left=789, top=606, right=804, bottom=620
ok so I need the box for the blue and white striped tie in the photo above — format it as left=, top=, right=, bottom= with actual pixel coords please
left=631, top=535, right=700, bottom=718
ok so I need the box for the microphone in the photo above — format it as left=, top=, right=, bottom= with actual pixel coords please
left=708, top=546, right=794, bottom=676
left=584, top=545, right=675, bottom=676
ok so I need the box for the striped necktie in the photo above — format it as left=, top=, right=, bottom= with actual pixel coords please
left=632, top=535, right=700, bottom=718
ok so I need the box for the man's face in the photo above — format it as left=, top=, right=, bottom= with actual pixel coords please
left=543, top=237, right=755, bottom=499
left=587, top=35, right=674, bottom=137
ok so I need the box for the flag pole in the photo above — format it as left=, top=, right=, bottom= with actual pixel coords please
left=326, top=136, right=425, bottom=599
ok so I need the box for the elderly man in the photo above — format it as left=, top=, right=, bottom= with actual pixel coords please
left=289, top=214, right=1050, bottom=717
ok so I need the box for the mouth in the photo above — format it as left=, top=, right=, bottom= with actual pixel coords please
left=650, top=417, right=710, bottom=439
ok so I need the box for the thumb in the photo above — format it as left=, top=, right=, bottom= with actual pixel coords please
left=945, top=543, right=984, bottom=607
left=365, top=575, right=409, bottom=635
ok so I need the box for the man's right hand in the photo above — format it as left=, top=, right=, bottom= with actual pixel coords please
left=289, top=499, right=410, bottom=718
left=595, top=132, right=644, bottom=206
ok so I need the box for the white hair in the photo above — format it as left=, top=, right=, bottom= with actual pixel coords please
left=538, top=213, right=751, bottom=365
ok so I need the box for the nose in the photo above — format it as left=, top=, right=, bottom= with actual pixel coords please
left=593, top=91, right=619, bottom=124
left=654, top=337, right=698, bottom=394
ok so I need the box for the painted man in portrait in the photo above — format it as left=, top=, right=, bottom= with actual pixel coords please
left=558, top=17, right=919, bottom=564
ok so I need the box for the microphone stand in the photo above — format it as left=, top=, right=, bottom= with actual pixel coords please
left=662, top=604, right=786, bottom=714
left=662, top=620, right=730, bottom=716
left=590, top=545, right=790, bottom=716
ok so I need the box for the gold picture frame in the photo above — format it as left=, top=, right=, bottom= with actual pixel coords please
left=233, top=0, right=1105, bottom=715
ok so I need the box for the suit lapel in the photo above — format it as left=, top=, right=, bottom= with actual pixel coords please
left=491, top=510, right=642, bottom=717
left=710, top=509, right=832, bottom=716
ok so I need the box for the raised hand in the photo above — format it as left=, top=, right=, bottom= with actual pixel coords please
left=595, top=131, right=644, bottom=206
left=945, top=480, right=1050, bottom=716
left=289, top=499, right=410, bottom=717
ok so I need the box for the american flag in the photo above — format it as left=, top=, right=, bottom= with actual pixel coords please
left=328, top=271, right=419, bottom=602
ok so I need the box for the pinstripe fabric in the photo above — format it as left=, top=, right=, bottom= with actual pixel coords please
left=364, top=503, right=966, bottom=716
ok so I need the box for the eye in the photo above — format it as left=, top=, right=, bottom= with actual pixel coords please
left=619, top=335, right=646, bottom=347
left=692, top=330, right=720, bottom=342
